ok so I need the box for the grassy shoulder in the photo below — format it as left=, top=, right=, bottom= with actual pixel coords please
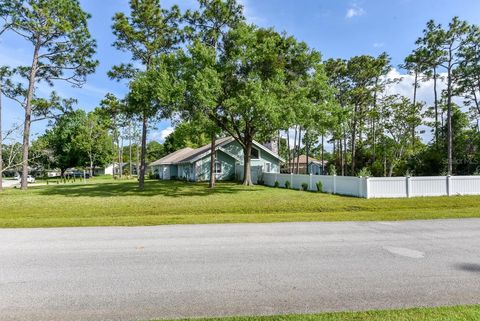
left=154, top=305, right=480, bottom=321
left=1, top=178, right=480, bottom=228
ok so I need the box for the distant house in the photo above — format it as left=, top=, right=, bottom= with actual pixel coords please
left=92, top=163, right=139, bottom=176
left=46, top=170, right=62, bottom=178
left=283, top=155, right=327, bottom=175
left=149, top=137, right=284, bottom=182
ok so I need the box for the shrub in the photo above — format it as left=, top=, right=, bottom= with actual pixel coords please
left=284, top=180, right=291, bottom=189
left=357, top=167, right=372, bottom=177
left=301, top=182, right=308, bottom=191
left=274, top=180, right=280, bottom=188
left=328, top=164, right=337, bottom=176
left=316, top=181, right=323, bottom=192
left=148, top=172, right=157, bottom=180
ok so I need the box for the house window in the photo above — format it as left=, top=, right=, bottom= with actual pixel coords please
left=264, top=163, right=271, bottom=173
left=251, top=148, right=259, bottom=159
left=214, top=161, right=222, bottom=174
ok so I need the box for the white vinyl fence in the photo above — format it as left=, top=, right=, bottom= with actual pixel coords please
left=262, top=172, right=480, bottom=198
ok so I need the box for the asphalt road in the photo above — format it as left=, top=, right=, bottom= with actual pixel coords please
left=1, top=219, right=480, bottom=321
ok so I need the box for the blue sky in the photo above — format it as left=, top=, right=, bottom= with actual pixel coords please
left=1, top=0, right=480, bottom=142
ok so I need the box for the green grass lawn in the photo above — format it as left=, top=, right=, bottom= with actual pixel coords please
left=152, top=305, right=480, bottom=321
left=1, top=177, right=480, bottom=228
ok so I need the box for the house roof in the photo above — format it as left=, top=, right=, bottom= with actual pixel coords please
left=149, top=147, right=195, bottom=166
left=149, top=136, right=284, bottom=166
left=289, top=155, right=326, bottom=165
left=178, top=137, right=234, bottom=164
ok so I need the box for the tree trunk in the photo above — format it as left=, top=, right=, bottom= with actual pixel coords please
left=342, top=132, right=346, bottom=176
left=120, top=135, right=124, bottom=175
left=136, top=124, right=140, bottom=176
left=21, top=43, right=40, bottom=190
left=117, top=130, right=121, bottom=177
left=209, top=132, right=216, bottom=188
left=0, top=81, right=3, bottom=192
left=292, top=126, right=297, bottom=174
left=340, top=136, right=344, bottom=176
left=286, top=129, right=290, bottom=173
left=412, top=71, right=418, bottom=150
left=447, top=65, right=453, bottom=175
left=296, top=127, right=302, bottom=174
left=305, top=136, right=309, bottom=175
left=433, top=67, right=439, bottom=146
left=129, top=121, right=132, bottom=176
left=351, top=105, right=358, bottom=175
left=138, top=113, right=148, bottom=190
left=242, top=140, right=253, bottom=186
left=372, top=77, right=379, bottom=163
left=388, top=163, right=394, bottom=177
left=321, top=134, right=325, bottom=175
left=89, top=159, right=93, bottom=177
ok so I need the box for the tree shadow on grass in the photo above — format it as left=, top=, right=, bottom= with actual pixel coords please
left=36, top=180, right=260, bottom=198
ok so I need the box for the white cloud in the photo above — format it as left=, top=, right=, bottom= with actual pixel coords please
left=151, top=126, right=174, bottom=143
left=346, top=5, right=365, bottom=19
left=237, top=0, right=267, bottom=25
left=385, top=68, right=449, bottom=106
left=373, top=42, right=385, bottom=48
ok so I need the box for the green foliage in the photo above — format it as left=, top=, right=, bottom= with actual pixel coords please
left=3, top=0, right=98, bottom=85
left=357, top=167, right=372, bottom=178
left=42, top=110, right=89, bottom=173
left=284, top=180, right=291, bottom=189
left=328, top=164, right=337, bottom=176
left=1, top=0, right=98, bottom=189
left=274, top=180, right=279, bottom=188
left=110, top=0, right=181, bottom=75
left=301, top=182, right=308, bottom=191
left=39, top=109, right=113, bottom=173
left=110, top=0, right=182, bottom=190
left=146, top=141, right=164, bottom=163
left=163, top=122, right=210, bottom=154
left=75, top=109, right=113, bottom=170
left=316, top=181, right=323, bottom=193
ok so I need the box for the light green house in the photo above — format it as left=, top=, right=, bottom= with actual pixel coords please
left=149, top=137, right=284, bottom=182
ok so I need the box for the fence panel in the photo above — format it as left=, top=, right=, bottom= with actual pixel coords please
left=450, top=176, right=480, bottom=195
left=368, top=177, right=408, bottom=198
left=335, top=176, right=363, bottom=197
left=261, top=173, right=480, bottom=198
left=410, top=176, right=447, bottom=197
left=311, top=175, right=335, bottom=193
left=263, top=172, right=277, bottom=186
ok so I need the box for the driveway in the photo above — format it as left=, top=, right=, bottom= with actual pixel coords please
left=1, top=219, right=479, bottom=321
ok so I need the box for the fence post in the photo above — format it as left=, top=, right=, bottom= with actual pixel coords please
left=446, top=175, right=451, bottom=196
left=290, top=173, right=293, bottom=188
left=333, top=174, right=337, bottom=194
left=406, top=176, right=411, bottom=198
left=364, top=177, right=370, bottom=199
left=309, top=173, right=313, bottom=191
left=358, top=176, right=363, bottom=197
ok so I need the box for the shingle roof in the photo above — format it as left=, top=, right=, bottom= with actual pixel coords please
left=178, top=137, right=234, bottom=164
left=149, top=147, right=195, bottom=166
left=149, top=136, right=284, bottom=166
left=289, top=155, right=326, bottom=165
